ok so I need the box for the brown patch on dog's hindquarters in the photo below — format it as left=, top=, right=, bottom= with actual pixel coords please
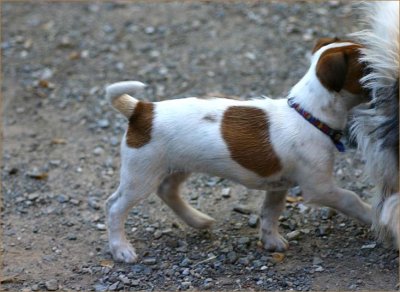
left=126, top=101, right=154, bottom=148
left=221, top=106, right=282, bottom=177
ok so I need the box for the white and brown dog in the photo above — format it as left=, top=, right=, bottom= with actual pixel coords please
left=105, top=39, right=372, bottom=263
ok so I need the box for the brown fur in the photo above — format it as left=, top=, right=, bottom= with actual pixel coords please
left=126, top=101, right=154, bottom=148
left=221, top=106, right=282, bottom=177
left=312, top=37, right=354, bottom=54
left=312, top=37, right=340, bottom=54
left=316, top=45, right=365, bottom=93
left=112, top=94, right=137, bottom=118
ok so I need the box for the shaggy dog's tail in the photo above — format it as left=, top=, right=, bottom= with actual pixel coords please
left=350, top=1, right=399, bottom=247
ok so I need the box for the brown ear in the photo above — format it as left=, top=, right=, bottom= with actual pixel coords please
left=316, top=50, right=348, bottom=92
left=312, top=37, right=339, bottom=54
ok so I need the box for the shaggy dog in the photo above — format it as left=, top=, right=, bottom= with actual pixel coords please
left=351, top=1, right=399, bottom=247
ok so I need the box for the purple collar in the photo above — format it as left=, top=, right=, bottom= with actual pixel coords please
left=287, top=98, right=345, bottom=152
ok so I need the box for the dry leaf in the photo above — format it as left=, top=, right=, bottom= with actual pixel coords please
left=38, top=79, right=49, bottom=88
left=100, top=259, right=114, bottom=268
left=271, top=252, right=285, bottom=263
left=286, top=196, right=303, bottom=203
left=0, top=274, right=20, bottom=283
left=51, top=138, right=67, bottom=145
left=27, top=172, right=48, bottom=180
left=69, top=51, right=81, bottom=60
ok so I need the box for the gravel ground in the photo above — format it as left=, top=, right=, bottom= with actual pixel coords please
left=1, top=2, right=398, bottom=291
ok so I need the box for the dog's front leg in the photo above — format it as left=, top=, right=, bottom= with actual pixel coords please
left=260, top=189, right=289, bottom=251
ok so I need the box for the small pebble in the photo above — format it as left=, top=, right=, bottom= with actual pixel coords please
left=237, top=237, right=250, bottom=245
left=233, top=204, right=252, bottom=215
left=143, top=257, right=157, bottom=265
left=67, top=234, right=77, bottom=240
left=238, top=257, right=250, bottom=265
left=316, top=225, right=330, bottom=236
left=145, top=227, right=155, bottom=233
left=145, top=26, right=155, bottom=34
left=97, top=119, right=110, bottom=129
left=88, top=197, right=101, bottom=210
left=286, top=230, right=301, bottom=240
left=96, top=223, right=106, bottom=231
left=226, top=251, right=237, bottom=264
left=181, top=281, right=191, bottom=289
left=110, top=136, right=119, bottom=146
left=45, top=279, right=58, bottom=291
left=180, top=257, right=191, bottom=267
left=313, top=256, right=324, bottom=266
left=28, top=193, right=40, bottom=201
left=361, top=243, right=376, bottom=249
left=70, top=199, right=80, bottom=205
left=221, top=188, right=231, bottom=198
left=118, top=275, right=130, bottom=285
left=288, top=186, right=302, bottom=196
left=93, top=147, right=104, bottom=156
left=57, top=194, right=69, bottom=203
left=154, top=230, right=163, bottom=239
left=108, top=281, right=119, bottom=291
left=248, top=214, right=259, bottom=228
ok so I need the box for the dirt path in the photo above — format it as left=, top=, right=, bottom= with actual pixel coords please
left=2, top=2, right=398, bottom=291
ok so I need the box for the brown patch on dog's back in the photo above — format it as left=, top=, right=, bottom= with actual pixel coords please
left=221, top=106, right=282, bottom=177
left=126, top=101, right=154, bottom=148
left=316, top=44, right=365, bottom=93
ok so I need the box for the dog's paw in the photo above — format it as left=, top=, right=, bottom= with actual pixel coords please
left=185, top=209, right=216, bottom=229
left=110, top=241, right=138, bottom=263
left=190, top=213, right=216, bottom=229
left=261, top=232, right=289, bottom=252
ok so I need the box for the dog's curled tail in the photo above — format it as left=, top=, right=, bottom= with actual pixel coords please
left=106, top=81, right=146, bottom=118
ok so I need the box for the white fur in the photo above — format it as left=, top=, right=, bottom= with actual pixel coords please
left=105, top=42, right=372, bottom=263
left=350, top=1, right=399, bottom=246
left=352, top=1, right=399, bottom=90
left=106, top=81, right=146, bottom=101
left=381, top=194, right=400, bottom=248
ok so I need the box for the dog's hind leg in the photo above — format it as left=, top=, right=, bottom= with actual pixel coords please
left=105, top=175, right=161, bottom=263
left=302, top=185, right=372, bottom=225
left=157, top=172, right=215, bottom=229
left=260, top=189, right=289, bottom=251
